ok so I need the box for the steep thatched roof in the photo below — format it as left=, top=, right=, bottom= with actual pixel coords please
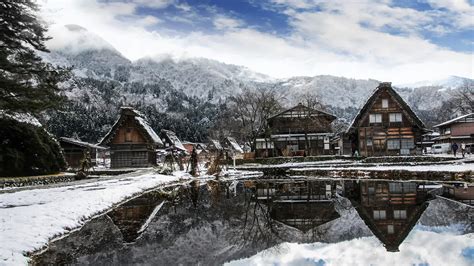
left=99, top=107, right=163, bottom=146
left=347, top=82, right=425, bottom=133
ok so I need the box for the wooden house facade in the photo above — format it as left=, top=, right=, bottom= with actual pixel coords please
left=347, top=180, right=430, bottom=252
left=256, top=103, right=336, bottom=157
left=347, top=82, right=426, bottom=157
left=433, top=113, right=474, bottom=145
left=256, top=180, right=339, bottom=232
left=59, top=137, right=106, bottom=169
left=99, top=107, right=163, bottom=168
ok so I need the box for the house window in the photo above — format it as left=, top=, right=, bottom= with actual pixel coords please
left=389, top=113, right=403, bottom=122
left=403, top=182, right=417, bottom=193
left=369, top=114, right=382, bottom=123
left=368, top=187, right=375, bottom=195
left=125, top=128, right=133, bottom=142
left=373, top=210, right=386, bottom=220
left=387, top=225, right=395, bottom=234
left=394, top=210, right=407, bottom=219
left=389, top=182, right=403, bottom=193
left=445, top=127, right=451, bottom=134
left=382, top=99, right=389, bottom=108
left=401, top=139, right=414, bottom=149
left=387, top=139, right=400, bottom=150
left=367, top=138, right=373, bottom=146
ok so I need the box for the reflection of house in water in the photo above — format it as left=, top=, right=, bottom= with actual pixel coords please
left=346, top=181, right=430, bottom=252
left=442, top=183, right=474, bottom=206
left=256, top=180, right=340, bottom=232
left=107, top=193, right=163, bottom=242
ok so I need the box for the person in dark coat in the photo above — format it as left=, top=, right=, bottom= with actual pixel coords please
left=451, top=142, right=459, bottom=157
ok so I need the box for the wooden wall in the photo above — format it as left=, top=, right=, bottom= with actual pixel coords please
left=357, top=89, right=422, bottom=156
left=111, top=117, right=147, bottom=145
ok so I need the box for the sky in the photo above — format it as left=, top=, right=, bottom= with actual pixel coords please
left=38, top=0, right=474, bottom=83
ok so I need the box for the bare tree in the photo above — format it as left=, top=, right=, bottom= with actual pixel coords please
left=454, top=80, right=474, bottom=114
left=437, top=81, right=474, bottom=122
left=296, top=92, right=327, bottom=155
left=227, top=87, right=283, bottom=151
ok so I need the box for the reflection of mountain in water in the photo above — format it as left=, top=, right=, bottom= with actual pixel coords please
left=31, top=179, right=473, bottom=265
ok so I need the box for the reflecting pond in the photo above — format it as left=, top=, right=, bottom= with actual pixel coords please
left=32, top=178, right=474, bottom=265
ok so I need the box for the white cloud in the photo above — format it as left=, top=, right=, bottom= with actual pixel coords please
left=213, top=15, right=244, bottom=30
left=227, top=230, right=474, bottom=266
left=38, top=0, right=473, bottom=83
left=426, top=0, right=474, bottom=28
left=136, top=15, right=162, bottom=26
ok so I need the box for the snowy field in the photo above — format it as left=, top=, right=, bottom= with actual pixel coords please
left=0, top=169, right=189, bottom=265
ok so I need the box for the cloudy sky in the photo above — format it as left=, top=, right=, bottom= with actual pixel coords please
left=39, top=0, right=473, bottom=83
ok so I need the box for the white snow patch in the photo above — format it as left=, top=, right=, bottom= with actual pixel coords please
left=0, top=169, right=186, bottom=265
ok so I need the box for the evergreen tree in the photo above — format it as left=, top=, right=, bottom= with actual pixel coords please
left=0, top=0, right=68, bottom=114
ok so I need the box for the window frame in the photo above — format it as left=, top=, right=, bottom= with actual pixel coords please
left=389, top=113, right=403, bottom=123
left=382, top=99, right=389, bottom=108
left=387, top=139, right=400, bottom=150
left=387, top=224, right=395, bottom=234
left=373, top=210, right=386, bottom=220
left=369, top=113, right=383, bottom=124
left=394, top=210, right=407, bottom=219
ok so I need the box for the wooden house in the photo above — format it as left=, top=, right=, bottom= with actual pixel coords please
left=442, top=183, right=474, bottom=206
left=347, top=82, right=426, bottom=157
left=222, top=136, right=244, bottom=159
left=347, top=180, right=429, bottom=252
left=433, top=113, right=474, bottom=145
left=99, top=107, right=163, bottom=168
left=59, top=137, right=106, bottom=169
left=255, top=103, right=337, bottom=157
left=159, top=129, right=186, bottom=152
left=182, top=141, right=210, bottom=162
left=256, top=180, right=340, bottom=232
left=207, top=139, right=224, bottom=159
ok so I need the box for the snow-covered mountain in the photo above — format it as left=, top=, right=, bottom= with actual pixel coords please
left=42, top=24, right=473, bottom=142
left=395, top=76, right=472, bottom=90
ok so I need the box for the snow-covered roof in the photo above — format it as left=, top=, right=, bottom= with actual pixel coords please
left=135, top=116, right=162, bottom=145
left=60, top=137, right=107, bottom=150
left=208, top=139, right=223, bottom=150
left=269, top=103, right=336, bottom=121
left=160, top=129, right=186, bottom=151
left=346, top=82, right=425, bottom=133
left=433, top=113, right=474, bottom=128
left=225, top=137, right=244, bottom=153
left=99, top=107, right=163, bottom=146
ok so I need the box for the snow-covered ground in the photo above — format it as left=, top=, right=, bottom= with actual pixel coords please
left=290, top=162, right=474, bottom=173
left=0, top=169, right=189, bottom=265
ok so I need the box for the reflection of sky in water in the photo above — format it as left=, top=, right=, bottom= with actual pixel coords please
left=227, top=229, right=474, bottom=266
left=462, top=247, right=474, bottom=262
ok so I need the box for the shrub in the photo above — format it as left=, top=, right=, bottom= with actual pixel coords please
left=0, top=117, right=66, bottom=177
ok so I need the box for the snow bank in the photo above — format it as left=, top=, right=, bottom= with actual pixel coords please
left=0, top=169, right=184, bottom=265
left=291, top=163, right=474, bottom=173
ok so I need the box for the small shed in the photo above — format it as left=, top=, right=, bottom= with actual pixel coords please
left=99, top=107, right=163, bottom=168
left=59, top=137, right=106, bottom=169
left=159, top=129, right=186, bottom=152
left=223, top=137, right=244, bottom=153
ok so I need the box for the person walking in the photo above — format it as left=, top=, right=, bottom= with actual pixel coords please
left=452, top=142, right=459, bottom=157
left=461, top=142, right=466, bottom=158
